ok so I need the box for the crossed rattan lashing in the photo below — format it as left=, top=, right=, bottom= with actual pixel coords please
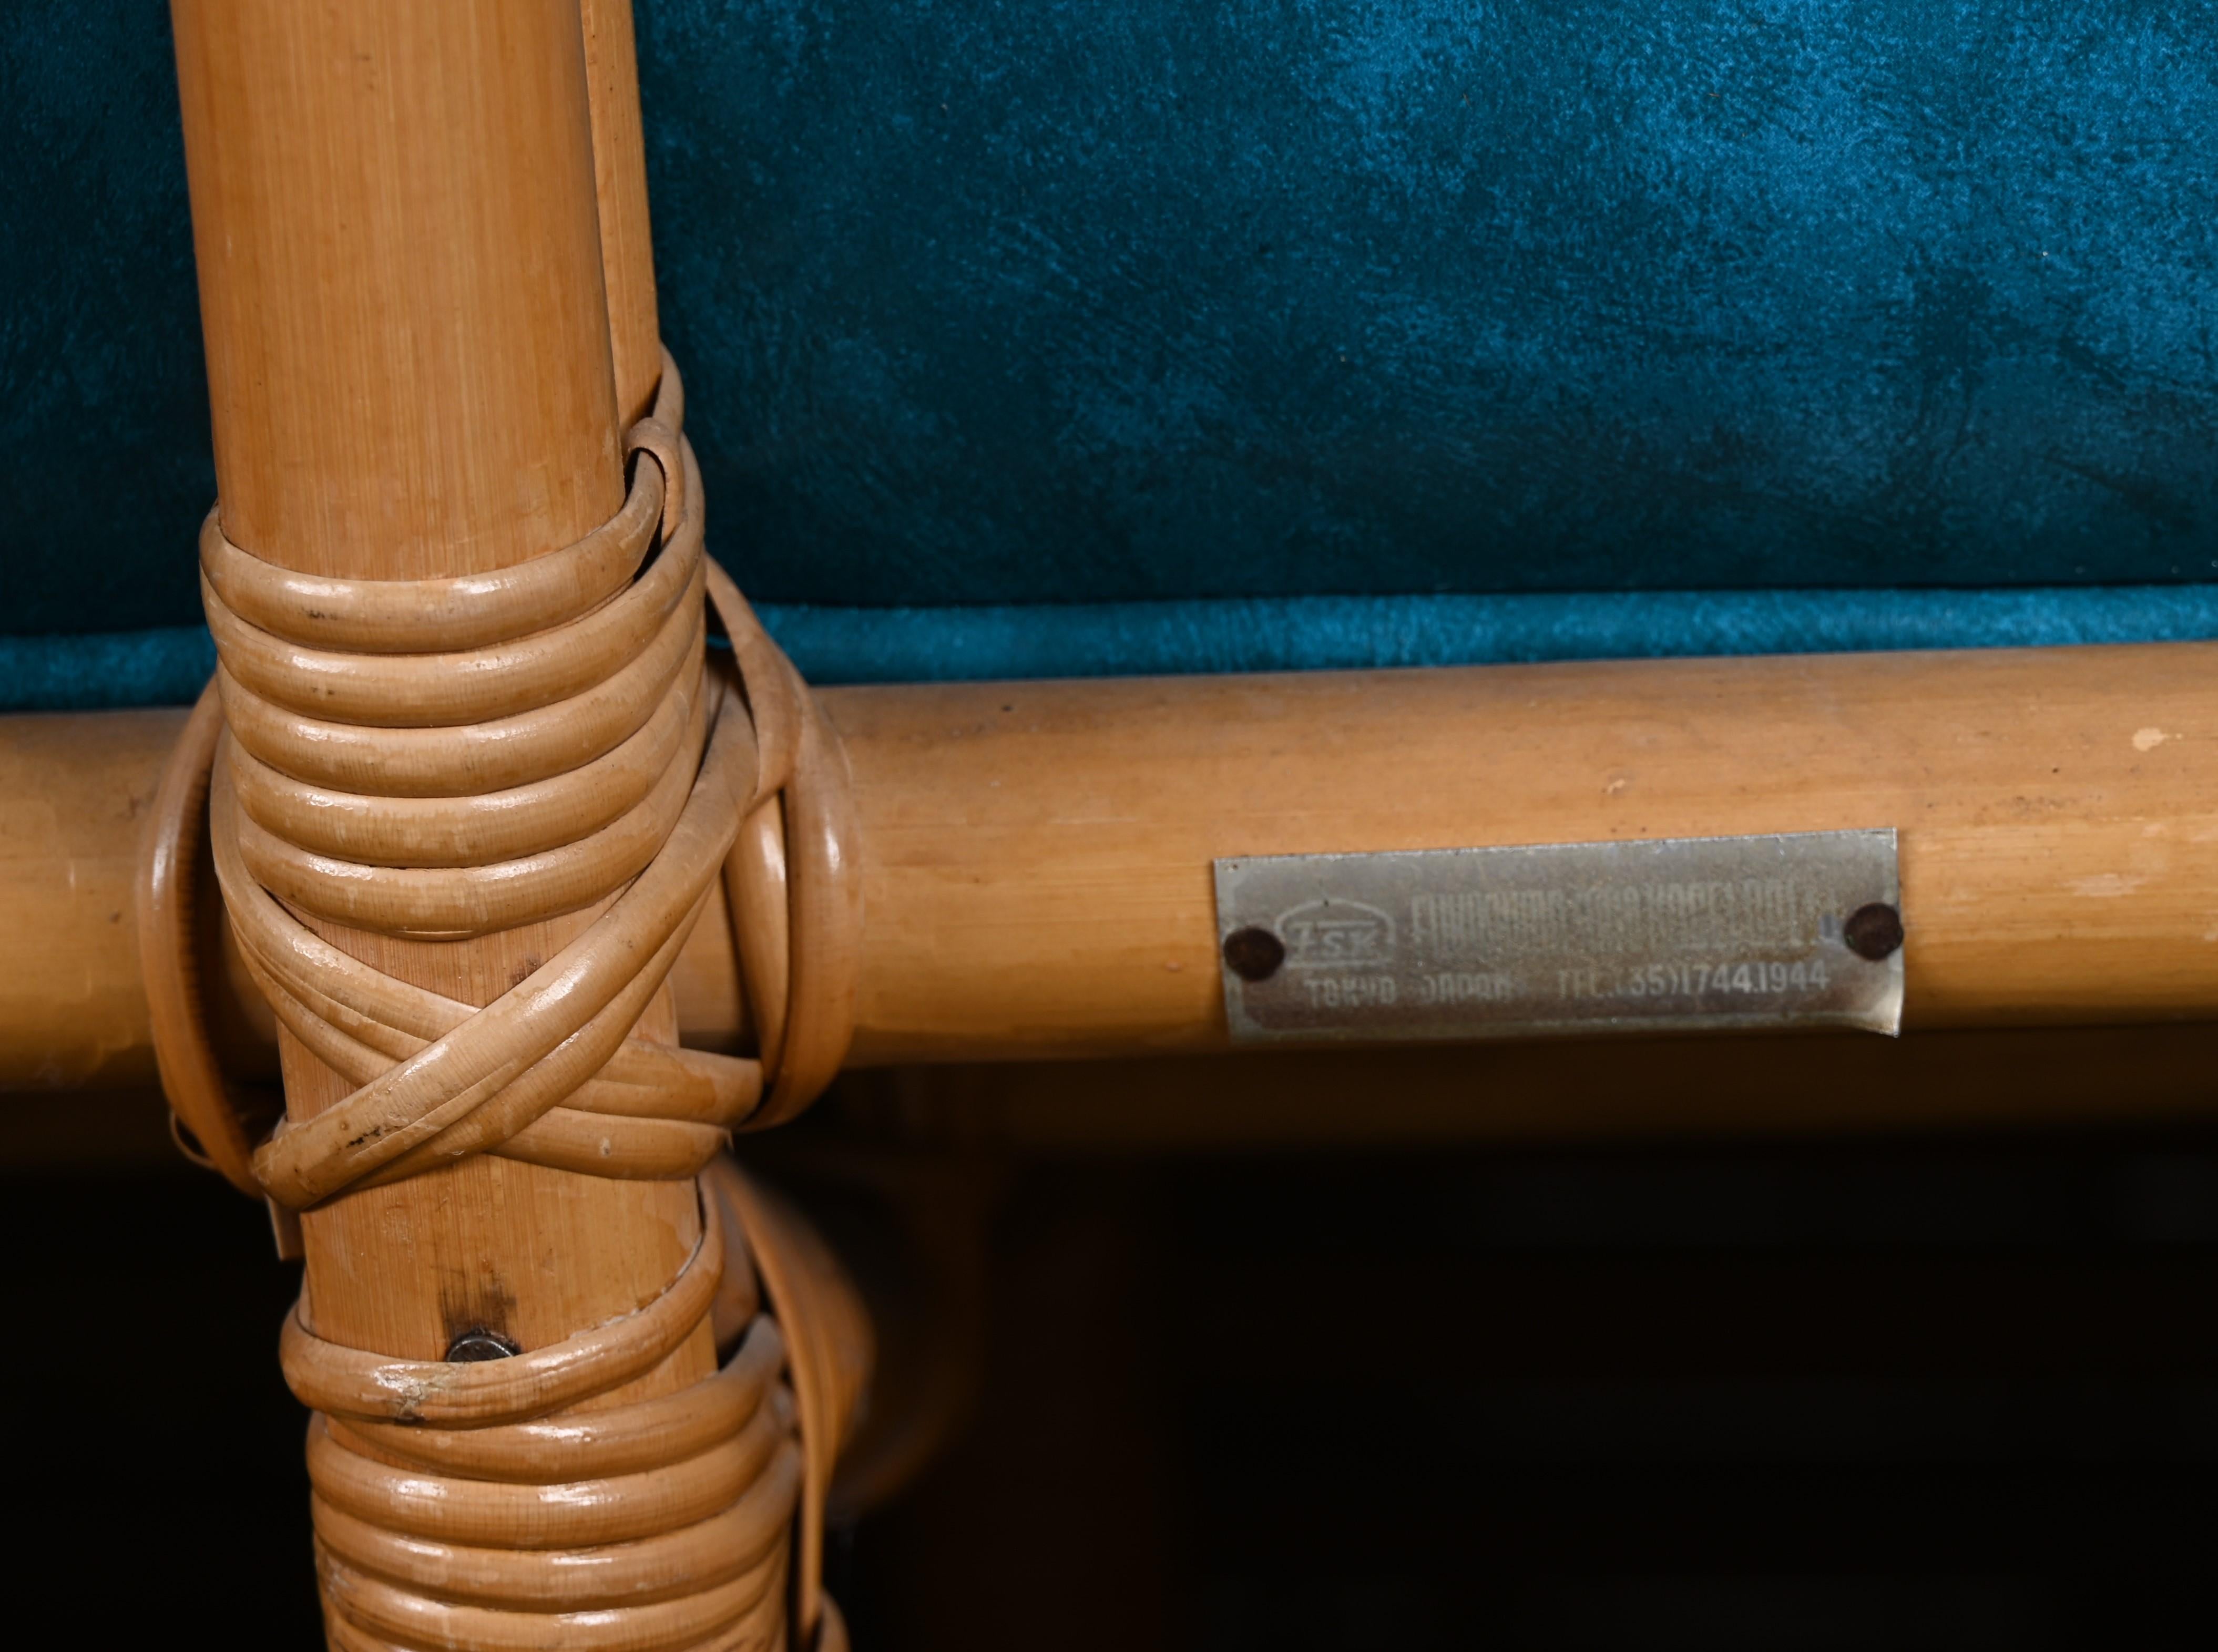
left=137, top=353, right=867, bottom=1651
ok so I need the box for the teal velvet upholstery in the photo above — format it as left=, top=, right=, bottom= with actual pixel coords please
left=12, top=583, right=2218, bottom=712
left=5, top=2, right=2217, bottom=708
left=639, top=0, right=2218, bottom=604
left=3, top=3, right=211, bottom=641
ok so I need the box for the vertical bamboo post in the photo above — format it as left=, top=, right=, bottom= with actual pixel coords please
left=169, top=0, right=712, bottom=1434
left=580, top=0, right=664, bottom=427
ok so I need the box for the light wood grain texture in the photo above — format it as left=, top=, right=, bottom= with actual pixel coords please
left=8, top=639, right=2218, bottom=1098
left=818, top=643, right=2218, bottom=1061
left=580, top=0, right=662, bottom=425
left=169, top=0, right=709, bottom=1419
left=0, top=709, right=187, bottom=1091
left=172, top=0, right=622, bottom=581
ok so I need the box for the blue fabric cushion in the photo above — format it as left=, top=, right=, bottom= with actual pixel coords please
left=12, top=583, right=2218, bottom=713
left=641, top=0, right=2218, bottom=605
left=2, top=3, right=211, bottom=638
left=4, top=2, right=2218, bottom=704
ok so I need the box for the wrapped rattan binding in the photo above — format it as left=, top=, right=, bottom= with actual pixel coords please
left=137, top=352, right=870, bottom=1650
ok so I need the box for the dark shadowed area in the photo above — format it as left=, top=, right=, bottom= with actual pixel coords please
left=13, top=1095, right=2218, bottom=1649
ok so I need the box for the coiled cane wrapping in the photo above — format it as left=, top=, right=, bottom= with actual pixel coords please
left=139, top=354, right=867, bottom=1650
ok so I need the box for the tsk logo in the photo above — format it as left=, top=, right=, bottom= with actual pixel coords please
left=1275, top=899, right=1396, bottom=969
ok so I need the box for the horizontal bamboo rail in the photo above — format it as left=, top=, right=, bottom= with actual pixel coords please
left=6, top=639, right=2218, bottom=1092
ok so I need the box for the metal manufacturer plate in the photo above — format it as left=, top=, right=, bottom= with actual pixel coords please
left=1215, top=830, right=1902, bottom=1043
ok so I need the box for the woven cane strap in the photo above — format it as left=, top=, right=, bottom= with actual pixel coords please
left=137, top=352, right=866, bottom=1651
